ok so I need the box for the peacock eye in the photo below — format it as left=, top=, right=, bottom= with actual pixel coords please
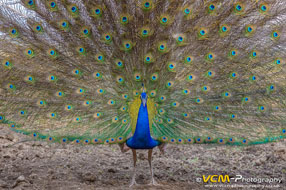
left=50, top=2, right=56, bottom=8
left=71, top=6, right=77, bottom=12
left=185, top=8, right=190, bottom=14
left=261, top=5, right=267, bottom=11
left=273, top=32, right=278, bottom=37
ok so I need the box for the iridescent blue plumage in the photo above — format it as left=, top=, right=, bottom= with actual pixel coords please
left=126, top=92, right=161, bottom=149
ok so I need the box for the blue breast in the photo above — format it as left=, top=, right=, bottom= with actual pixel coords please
left=126, top=101, right=161, bottom=149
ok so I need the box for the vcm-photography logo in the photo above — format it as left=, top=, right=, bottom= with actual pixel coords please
left=196, top=175, right=282, bottom=184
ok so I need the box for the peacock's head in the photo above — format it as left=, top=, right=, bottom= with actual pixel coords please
left=140, top=83, right=148, bottom=107
left=140, top=92, right=148, bottom=107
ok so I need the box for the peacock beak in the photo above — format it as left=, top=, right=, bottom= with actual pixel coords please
left=142, top=99, right=147, bottom=107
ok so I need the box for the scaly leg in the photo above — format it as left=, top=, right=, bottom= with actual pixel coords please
left=148, top=149, right=159, bottom=185
left=129, top=149, right=138, bottom=187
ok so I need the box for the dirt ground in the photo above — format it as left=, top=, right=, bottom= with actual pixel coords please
left=0, top=126, right=285, bottom=190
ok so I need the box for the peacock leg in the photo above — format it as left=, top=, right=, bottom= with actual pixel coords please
left=148, top=149, right=159, bottom=186
left=158, top=142, right=167, bottom=155
left=118, top=143, right=130, bottom=153
left=129, top=149, right=138, bottom=187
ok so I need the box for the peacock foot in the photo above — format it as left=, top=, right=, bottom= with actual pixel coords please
left=129, top=180, right=138, bottom=187
left=148, top=178, right=161, bottom=186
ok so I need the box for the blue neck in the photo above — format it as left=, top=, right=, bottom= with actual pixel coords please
left=126, top=102, right=160, bottom=149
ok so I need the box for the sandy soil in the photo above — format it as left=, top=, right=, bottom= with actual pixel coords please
left=0, top=126, right=285, bottom=190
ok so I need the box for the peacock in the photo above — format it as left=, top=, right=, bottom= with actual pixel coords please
left=1, top=0, right=286, bottom=187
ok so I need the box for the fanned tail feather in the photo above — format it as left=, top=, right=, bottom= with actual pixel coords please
left=0, top=0, right=286, bottom=145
